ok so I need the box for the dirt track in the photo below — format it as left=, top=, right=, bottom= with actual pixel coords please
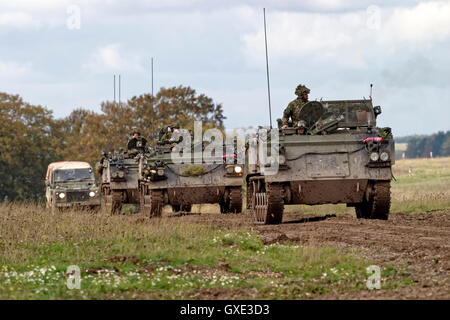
left=179, top=210, right=450, bottom=299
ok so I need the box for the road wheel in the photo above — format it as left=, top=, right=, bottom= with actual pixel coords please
left=250, top=180, right=284, bottom=224
left=171, top=204, right=181, bottom=212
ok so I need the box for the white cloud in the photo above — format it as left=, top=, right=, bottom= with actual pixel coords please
left=241, top=1, right=450, bottom=67
left=83, top=44, right=143, bottom=74
left=0, top=11, right=41, bottom=29
left=380, top=1, right=450, bottom=46
left=0, top=60, right=32, bottom=79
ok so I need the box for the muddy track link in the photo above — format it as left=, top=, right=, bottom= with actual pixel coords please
left=355, top=181, right=391, bottom=220
left=252, top=182, right=284, bottom=224
left=143, top=189, right=163, bottom=217
left=246, top=182, right=253, bottom=209
left=228, top=187, right=243, bottom=213
left=109, top=190, right=123, bottom=215
left=371, top=181, right=391, bottom=220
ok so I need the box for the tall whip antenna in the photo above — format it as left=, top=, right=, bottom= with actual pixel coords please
left=151, top=57, right=154, bottom=96
left=263, top=8, right=273, bottom=129
left=119, top=74, right=121, bottom=104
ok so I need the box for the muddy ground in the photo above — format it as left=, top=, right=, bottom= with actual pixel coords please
left=175, top=209, right=450, bottom=299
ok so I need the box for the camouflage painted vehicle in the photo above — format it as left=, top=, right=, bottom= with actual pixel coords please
left=138, top=143, right=243, bottom=217
left=245, top=99, right=395, bottom=224
left=97, top=150, right=141, bottom=214
left=45, top=161, right=101, bottom=212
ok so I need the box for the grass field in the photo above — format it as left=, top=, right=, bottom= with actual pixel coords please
left=0, top=157, right=448, bottom=299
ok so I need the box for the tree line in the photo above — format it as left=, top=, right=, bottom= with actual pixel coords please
left=0, top=86, right=225, bottom=201
left=405, top=131, right=450, bottom=158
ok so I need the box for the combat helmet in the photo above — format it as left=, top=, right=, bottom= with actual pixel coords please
left=297, top=120, right=306, bottom=128
left=295, top=84, right=310, bottom=97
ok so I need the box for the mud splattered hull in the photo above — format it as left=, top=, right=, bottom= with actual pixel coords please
left=286, top=179, right=370, bottom=205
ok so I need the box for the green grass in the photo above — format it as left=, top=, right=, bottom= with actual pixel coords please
left=0, top=204, right=411, bottom=299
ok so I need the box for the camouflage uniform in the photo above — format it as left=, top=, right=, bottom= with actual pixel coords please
left=281, top=84, right=310, bottom=127
left=158, top=126, right=183, bottom=145
left=127, top=136, right=147, bottom=153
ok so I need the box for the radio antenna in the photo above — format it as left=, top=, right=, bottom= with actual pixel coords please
left=263, top=8, right=273, bottom=129
left=119, top=74, right=121, bottom=104
left=370, top=83, right=373, bottom=100
left=151, top=57, right=154, bottom=96
left=114, top=74, right=116, bottom=103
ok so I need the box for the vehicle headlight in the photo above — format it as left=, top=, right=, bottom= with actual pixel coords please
left=89, top=191, right=96, bottom=197
left=58, top=192, right=66, bottom=199
left=118, top=171, right=125, bottom=178
left=380, top=152, right=389, bottom=161
left=226, top=166, right=234, bottom=174
left=370, top=152, right=379, bottom=162
left=234, top=166, right=242, bottom=174
left=150, top=169, right=157, bottom=174
left=279, top=154, right=286, bottom=165
left=157, top=169, right=164, bottom=176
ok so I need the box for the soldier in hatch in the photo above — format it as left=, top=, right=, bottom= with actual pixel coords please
left=281, top=84, right=310, bottom=129
left=297, top=120, right=307, bottom=135
left=158, top=124, right=183, bottom=145
left=127, top=130, right=147, bottom=154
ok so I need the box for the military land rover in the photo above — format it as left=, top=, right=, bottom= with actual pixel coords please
left=45, top=161, right=101, bottom=212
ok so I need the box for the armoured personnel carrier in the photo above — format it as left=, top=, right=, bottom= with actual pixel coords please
left=245, top=99, right=395, bottom=224
left=45, top=161, right=101, bottom=212
left=138, top=142, right=243, bottom=217
left=97, top=150, right=141, bottom=214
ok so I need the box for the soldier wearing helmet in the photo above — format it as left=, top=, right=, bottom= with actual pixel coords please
left=296, top=120, right=307, bottom=135
left=281, top=84, right=310, bottom=129
left=158, top=124, right=183, bottom=145
left=127, top=130, right=147, bottom=154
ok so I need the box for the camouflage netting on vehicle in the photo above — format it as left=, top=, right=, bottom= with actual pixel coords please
left=183, top=165, right=207, bottom=176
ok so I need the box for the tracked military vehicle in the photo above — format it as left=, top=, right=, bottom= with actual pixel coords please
left=245, top=99, right=395, bottom=224
left=45, top=161, right=101, bottom=212
left=97, top=150, right=141, bottom=214
left=138, top=141, right=243, bottom=217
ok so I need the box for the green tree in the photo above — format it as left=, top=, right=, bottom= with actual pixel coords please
left=0, top=93, right=60, bottom=201
left=440, top=135, right=450, bottom=156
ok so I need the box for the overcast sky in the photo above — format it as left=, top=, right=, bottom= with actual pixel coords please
left=0, top=0, right=449, bottom=136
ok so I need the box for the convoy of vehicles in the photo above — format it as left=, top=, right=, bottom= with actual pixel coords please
left=47, top=98, right=394, bottom=225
